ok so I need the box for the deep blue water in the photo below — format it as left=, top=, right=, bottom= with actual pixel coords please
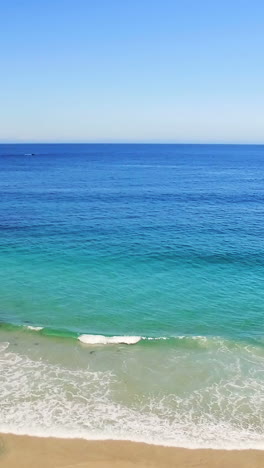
left=0, top=144, right=264, bottom=341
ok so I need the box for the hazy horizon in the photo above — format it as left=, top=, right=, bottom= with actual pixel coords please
left=1, top=142, right=264, bottom=146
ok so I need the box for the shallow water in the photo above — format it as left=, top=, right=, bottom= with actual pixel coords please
left=0, top=144, right=264, bottom=448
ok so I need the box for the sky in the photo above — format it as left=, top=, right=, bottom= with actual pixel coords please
left=0, top=0, right=263, bottom=143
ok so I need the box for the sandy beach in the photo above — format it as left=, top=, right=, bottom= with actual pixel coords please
left=0, top=434, right=263, bottom=468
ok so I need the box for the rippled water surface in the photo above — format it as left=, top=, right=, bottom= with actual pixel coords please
left=0, top=144, right=264, bottom=448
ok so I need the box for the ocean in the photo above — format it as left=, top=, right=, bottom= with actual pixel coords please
left=0, top=143, right=264, bottom=448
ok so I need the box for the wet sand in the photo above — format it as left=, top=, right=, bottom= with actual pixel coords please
left=0, top=434, right=264, bottom=467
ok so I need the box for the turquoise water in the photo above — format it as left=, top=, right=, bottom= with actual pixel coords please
left=0, top=144, right=264, bottom=448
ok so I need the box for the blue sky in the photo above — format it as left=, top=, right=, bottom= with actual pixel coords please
left=0, top=0, right=263, bottom=143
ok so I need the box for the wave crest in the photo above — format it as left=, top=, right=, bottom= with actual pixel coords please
left=78, top=334, right=142, bottom=345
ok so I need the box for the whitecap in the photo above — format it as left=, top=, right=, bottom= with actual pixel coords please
left=78, top=334, right=142, bottom=345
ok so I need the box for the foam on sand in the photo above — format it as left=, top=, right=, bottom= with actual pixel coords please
left=1, top=335, right=264, bottom=449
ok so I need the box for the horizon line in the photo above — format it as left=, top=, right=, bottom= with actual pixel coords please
left=1, top=141, right=264, bottom=146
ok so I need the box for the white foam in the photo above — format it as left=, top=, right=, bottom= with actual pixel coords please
left=26, top=326, right=44, bottom=331
left=0, top=342, right=9, bottom=352
left=1, top=336, right=264, bottom=450
left=77, top=334, right=244, bottom=349
left=78, top=334, right=142, bottom=345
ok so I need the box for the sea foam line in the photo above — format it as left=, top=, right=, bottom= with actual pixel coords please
left=5, top=323, right=213, bottom=345
left=5, top=325, right=263, bottom=353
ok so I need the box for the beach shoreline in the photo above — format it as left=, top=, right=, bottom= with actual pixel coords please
left=0, top=434, right=264, bottom=468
